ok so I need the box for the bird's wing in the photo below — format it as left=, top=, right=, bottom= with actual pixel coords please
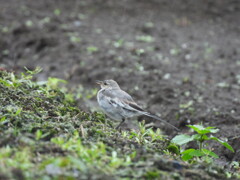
left=102, top=89, right=145, bottom=112
left=123, top=100, right=145, bottom=112
left=101, top=89, right=133, bottom=103
left=101, top=89, right=179, bottom=131
left=123, top=100, right=179, bottom=131
left=116, top=97, right=180, bottom=131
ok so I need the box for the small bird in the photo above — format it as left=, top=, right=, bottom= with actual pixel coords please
left=96, top=79, right=179, bottom=131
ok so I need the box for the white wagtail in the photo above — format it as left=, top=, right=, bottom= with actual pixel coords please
left=96, top=79, right=179, bottom=131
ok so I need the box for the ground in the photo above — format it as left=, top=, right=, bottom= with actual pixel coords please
left=0, top=0, right=240, bottom=177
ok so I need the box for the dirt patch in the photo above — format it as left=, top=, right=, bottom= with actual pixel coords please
left=0, top=0, right=240, bottom=167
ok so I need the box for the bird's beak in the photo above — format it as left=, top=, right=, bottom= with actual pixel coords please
left=96, top=80, right=103, bottom=85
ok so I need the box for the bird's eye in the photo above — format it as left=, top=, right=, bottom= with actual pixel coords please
left=104, top=82, right=107, bottom=85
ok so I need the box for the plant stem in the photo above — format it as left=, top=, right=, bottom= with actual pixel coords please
left=199, top=135, right=203, bottom=150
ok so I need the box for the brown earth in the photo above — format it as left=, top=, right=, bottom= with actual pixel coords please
left=0, top=0, right=239, bottom=167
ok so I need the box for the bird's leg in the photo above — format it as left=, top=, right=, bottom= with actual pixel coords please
left=116, top=118, right=125, bottom=129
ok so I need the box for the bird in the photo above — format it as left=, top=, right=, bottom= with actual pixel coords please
left=96, top=79, right=179, bottom=131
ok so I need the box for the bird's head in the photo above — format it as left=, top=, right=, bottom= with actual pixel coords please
left=96, top=79, right=120, bottom=89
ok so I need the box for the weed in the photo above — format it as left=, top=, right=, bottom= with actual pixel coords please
left=86, top=46, right=99, bottom=54
left=144, top=22, right=154, bottom=28
left=113, top=39, right=124, bottom=48
left=169, top=48, right=180, bottom=56
left=54, top=9, right=61, bottom=16
left=126, top=122, right=164, bottom=145
left=68, top=33, right=81, bottom=43
left=136, top=35, right=155, bottom=43
left=172, top=124, right=234, bottom=161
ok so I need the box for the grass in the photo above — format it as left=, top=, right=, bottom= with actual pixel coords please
left=0, top=69, right=239, bottom=179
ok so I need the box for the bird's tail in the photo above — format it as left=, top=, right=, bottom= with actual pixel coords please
left=142, top=112, right=180, bottom=132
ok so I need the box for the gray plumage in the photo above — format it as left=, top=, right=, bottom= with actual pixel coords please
left=96, top=79, right=179, bottom=131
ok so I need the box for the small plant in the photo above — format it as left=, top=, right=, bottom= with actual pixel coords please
left=172, top=124, right=234, bottom=161
left=67, top=32, right=81, bottom=43
left=169, top=48, right=180, bottom=56
left=144, top=22, right=154, bottom=28
left=127, top=122, right=163, bottom=145
left=86, top=46, right=99, bottom=54
left=136, top=35, right=154, bottom=43
left=113, top=39, right=124, bottom=48
left=49, top=131, right=132, bottom=173
left=0, top=67, right=42, bottom=88
left=54, top=8, right=61, bottom=16
left=134, top=49, right=145, bottom=56
left=128, top=126, right=149, bottom=145
left=69, top=35, right=81, bottom=43
left=35, top=129, right=43, bottom=140
left=231, top=161, right=240, bottom=171
left=46, top=77, right=67, bottom=89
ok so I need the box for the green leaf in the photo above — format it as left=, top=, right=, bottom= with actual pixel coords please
left=171, top=134, right=194, bottom=145
left=192, top=134, right=210, bottom=141
left=187, top=125, right=203, bottom=134
left=189, top=149, right=204, bottom=157
left=202, top=149, right=219, bottom=158
left=0, top=116, right=6, bottom=122
left=205, top=126, right=219, bottom=133
left=179, top=100, right=193, bottom=109
left=86, top=46, right=99, bottom=54
left=136, top=35, right=155, bottom=43
left=167, top=144, right=180, bottom=155
left=182, top=149, right=204, bottom=157
left=181, top=148, right=196, bottom=154
left=15, top=108, right=22, bottom=116
left=201, top=134, right=210, bottom=140
left=181, top=149, right=198, bottom=161
left=209, top=137, right=234, bottom=152
left=182, top=153, right=193, bottom=161
left=221, top=142, right=234, bottom=152
left=187, top=125, right=219, bottom=135
left=47, top=77, right=67, bottom=89
left=54, top=9, right=61, bottom=16
left=24, top=67, right=42, bottom=75
left=35, top=130, right=42, bottom=140
left=181, top=149, right=201, bottom=161
left=192, top=134, right=201, bottom=140
left=181, top=149, right=205, bottom=161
